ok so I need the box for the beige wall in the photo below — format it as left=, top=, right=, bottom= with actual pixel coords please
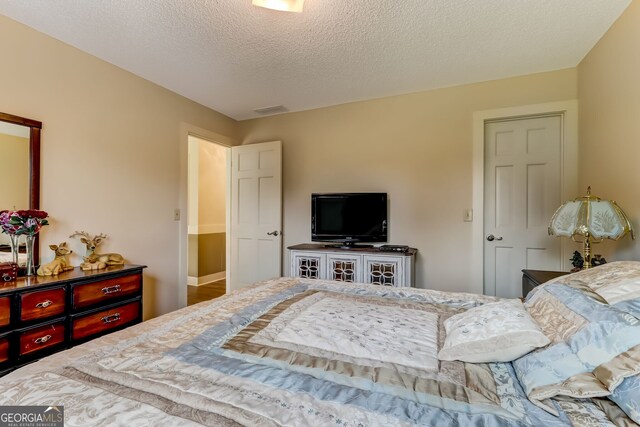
left=197, top=141, right=227, bottom=278
left=0, top=133, right=29, bottom=210
left=196, top=233, right=226, bottom=276
left=0, top=15, right=238, bottom=319
left=0, top=133, right=29, bottom=246
left=198, top=141, right=227, bottom=229
left=187, top=137, right=227, bottom=280
left=187, top=233, right=226, bottom=278
left=187, top=136, right=227, bottom=233
left=578, top=1, right=640, bottom=261
left=240, top=69, right=578, bottom=293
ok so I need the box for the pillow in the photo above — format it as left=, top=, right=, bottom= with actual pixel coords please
left=437, top=299, right=549, bottom=363
left=553, top=261, right=640, bottom=306
left=515, top=281, right=640, bottom=416
left=593, top=336, right=640, bottom=424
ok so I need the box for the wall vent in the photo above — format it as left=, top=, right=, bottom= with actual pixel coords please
left=253, top=105, right=288, bottom=115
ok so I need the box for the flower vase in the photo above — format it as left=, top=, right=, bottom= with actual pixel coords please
left=24, top=234, right=36, bottom=276
left=8, top=234, right=19, bottom=266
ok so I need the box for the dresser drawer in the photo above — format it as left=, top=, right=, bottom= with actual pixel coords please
left=0, top=335, right=9, bottom=364
left=72, top=274, right=141, bottom=310
left=72, top=300, right=140, bottom=341
left=0, top=296, right=10, bottom=328
left=20, top=287, right=66, bottom=322
left=19, top=322, right=65, bottom=357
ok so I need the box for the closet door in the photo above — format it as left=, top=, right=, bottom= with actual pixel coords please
left=484, top=116, right=562, bottom=298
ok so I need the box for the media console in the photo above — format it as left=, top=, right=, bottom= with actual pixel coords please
left=288, top=244, right=416, bottom=287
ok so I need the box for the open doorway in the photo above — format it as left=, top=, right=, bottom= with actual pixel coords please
left=187, top=135, right=230, bottom=305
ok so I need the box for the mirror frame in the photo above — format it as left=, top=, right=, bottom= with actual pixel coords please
left=0, top=112, right=42, bottom=268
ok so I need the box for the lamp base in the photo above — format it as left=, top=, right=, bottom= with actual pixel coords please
left=582, top=237, right=592, bottom=269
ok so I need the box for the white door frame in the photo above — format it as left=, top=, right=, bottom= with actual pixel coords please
left=470, top=100, right=578, bottom=296
left=179, top=122, right=236, bottom=309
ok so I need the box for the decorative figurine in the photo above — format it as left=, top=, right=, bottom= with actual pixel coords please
left=37, top=242, right=74, bottom=276
left=591, top=254, right=607, bottom=267
left=570, top=251, right=584, bottom=272
left=70, top=231, right=125, bottom=271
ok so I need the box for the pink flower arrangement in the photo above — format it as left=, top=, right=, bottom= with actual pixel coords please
left=0, top=210, right=49, bottom=236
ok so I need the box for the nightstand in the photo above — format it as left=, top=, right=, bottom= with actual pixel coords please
left=522, top=269, right=569, bottom=298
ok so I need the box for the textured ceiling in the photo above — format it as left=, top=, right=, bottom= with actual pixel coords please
left=0, top=0, right=631, bottom=120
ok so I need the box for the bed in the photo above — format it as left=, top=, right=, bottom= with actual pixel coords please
left=0, top=251, right=26, bottom=265
left=2, top=262, right=639, bottom=426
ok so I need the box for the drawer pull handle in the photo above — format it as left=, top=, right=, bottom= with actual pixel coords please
left=101, top=313, right=121, bottom=324
left=101, top=285, right=121, bottom=295
left=35, top=300, right=53, bottom=309
left=34, top=334, right=52, bottom=344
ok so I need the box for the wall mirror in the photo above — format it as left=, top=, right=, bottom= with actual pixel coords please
left=0, top=112, right=41, bottom=273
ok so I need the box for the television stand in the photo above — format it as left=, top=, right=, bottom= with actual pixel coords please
left=288, top=243, right=416, bottom=287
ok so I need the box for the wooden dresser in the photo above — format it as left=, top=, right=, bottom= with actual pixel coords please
left=0, top=264, right=145, bottom=376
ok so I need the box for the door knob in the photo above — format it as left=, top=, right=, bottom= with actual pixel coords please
left=267, top=231, right=279, bottom=236
left=486, top=234, right=503, bottom=241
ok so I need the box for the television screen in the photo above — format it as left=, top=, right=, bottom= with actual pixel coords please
left=311, top=193, right=387, bottom=245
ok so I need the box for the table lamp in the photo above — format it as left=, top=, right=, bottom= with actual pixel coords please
left=548, top=187, right=634, bottom=269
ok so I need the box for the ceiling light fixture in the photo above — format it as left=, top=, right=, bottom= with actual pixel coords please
left=252, top=0, right=304, bottom=13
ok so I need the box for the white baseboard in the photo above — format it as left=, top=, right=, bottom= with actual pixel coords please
left=187, top=271, right=226, bottom=286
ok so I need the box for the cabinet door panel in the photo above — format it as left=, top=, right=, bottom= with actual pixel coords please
left=364, top=256, right=401, bottom=287
left=326, top=254, right=362, bottom=283
left=292, top=253, right=324, bottom=279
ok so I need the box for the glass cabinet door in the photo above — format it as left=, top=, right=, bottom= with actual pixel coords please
left=326, top=254, right=362, bottom=283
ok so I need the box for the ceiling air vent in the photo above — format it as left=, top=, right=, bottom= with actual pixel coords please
left=253, top=105, right=288, bottom=115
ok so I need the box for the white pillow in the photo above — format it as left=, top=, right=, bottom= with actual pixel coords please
left=437, top=299, right=550, bottom=363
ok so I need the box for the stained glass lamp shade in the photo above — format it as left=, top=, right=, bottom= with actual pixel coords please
left=548, top=187, right=634, bottom=269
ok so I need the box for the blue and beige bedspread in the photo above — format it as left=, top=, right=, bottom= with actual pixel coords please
left=0, top=277, right=621, bottom=426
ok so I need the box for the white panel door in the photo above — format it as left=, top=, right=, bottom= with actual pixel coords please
left=484, top=116, right=562, bottom=298
left=230, top=141, right=282, bottom=291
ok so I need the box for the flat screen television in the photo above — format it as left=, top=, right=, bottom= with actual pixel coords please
left=311, top=193, right=387, bottom=247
